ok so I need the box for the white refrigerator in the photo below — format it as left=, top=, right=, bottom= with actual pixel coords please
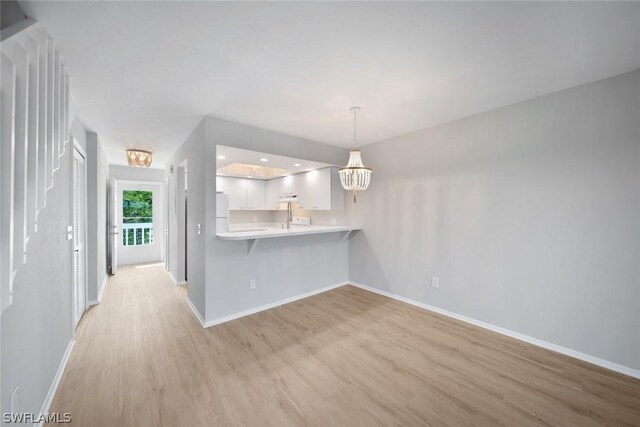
left=216, top=192, right=229, bottom=233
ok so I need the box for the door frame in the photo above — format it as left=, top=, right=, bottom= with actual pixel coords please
left=71, top=139, right=88, bottom=332
left=108, top=177, right=118, bottom=274
left=164, top=177, right=169, bottom=271
left=176, top=163, right=187, bottom=284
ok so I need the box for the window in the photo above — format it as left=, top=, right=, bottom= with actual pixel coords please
left=122, top=190, right=154, bottom=246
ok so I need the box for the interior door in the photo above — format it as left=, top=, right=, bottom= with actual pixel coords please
left=72, top=147, right=87, bottom=327
left=108, top=178, right=118, bottom=274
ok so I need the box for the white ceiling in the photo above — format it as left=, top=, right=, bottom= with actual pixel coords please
left=216, top=145, right=332, bottom=179
left=19, top=1, right=640, bottom=167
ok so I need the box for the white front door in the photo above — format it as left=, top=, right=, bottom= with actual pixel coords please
left=72, top=147, right=87, bottom=327
left=118, top=182, right=162, bottom=266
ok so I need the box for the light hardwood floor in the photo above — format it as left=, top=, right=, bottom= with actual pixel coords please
left=51, top=264, right=640, bottom=426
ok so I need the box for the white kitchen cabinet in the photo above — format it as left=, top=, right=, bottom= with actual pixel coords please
left=281, top=174, right=298, bottom=196
left=216, top=176, right=265, bottom=210
left=246, top=179, right=266, bottom=210
left=263, top=169, right=343, bottom=211
left=265, top=178, right=284, bottom=210
left=265, top=174, right=299, bottom=210
left=297, top=167, right=344, bottom=211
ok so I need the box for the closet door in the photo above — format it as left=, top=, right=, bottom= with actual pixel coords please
left=72, top=147, right=87, bottom=327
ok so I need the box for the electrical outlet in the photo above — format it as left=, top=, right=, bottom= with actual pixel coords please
left=197, top=224, right=202, bottom=235
left=331, top=218, right=337, bottom=225
left=249, top=279, right=257, bottom=290
left=10, top=385, right=19, bottom=414
left=432, top=277, right=440, bottom=289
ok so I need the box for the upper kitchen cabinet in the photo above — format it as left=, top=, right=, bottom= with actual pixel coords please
left=298, top=167, right=344, bottom=211
left=217, top=176, right=265, bottom=210
left=246, top=179, right=266, bottom=210
left=265, top=174, right=299, bottom=210
left=265, top=178, right=283, bottom=210
left=216, top=145, right=341, bottom=211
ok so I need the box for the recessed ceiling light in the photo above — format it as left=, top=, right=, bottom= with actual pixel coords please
left=246, top=176, right=252, bottom=178
left=260, top=158, right=268, bottom=162
left=294, top=163, right=301, bottom=167
left=218, top=155, right=226, bottom=159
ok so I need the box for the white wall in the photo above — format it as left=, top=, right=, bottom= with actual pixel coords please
left=166, top=117, right=350, bottom=322
left=109, top=165, right=164, bottom=182
left=349, top=69, right=640, bottom=371
left=1, top=144, right=74, bottom=418
left=86, top=132, right=109, bottom=302
left=1, top=111, right=111, bottom=416
left=166, top=121, right=207, bottom=313
left=69, top=117, right=87, bottom=154
left=204, top=118, right=350, bottom=322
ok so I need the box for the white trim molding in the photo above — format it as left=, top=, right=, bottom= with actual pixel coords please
left=38, top=338, right=75, bottom=426
left=167, top=271, right=178, bottom=285
left=97, top=274, right=107, bottom=303
left=186, top=281, right=349, bottom=329
left=185, top=296, right=205, bottom=327
left=182, top=278, right=639, bottom=379
left=348, top=282, right=640, bottom=380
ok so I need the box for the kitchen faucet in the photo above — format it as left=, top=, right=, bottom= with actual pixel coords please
left=286, top=201, right=292, bottom=229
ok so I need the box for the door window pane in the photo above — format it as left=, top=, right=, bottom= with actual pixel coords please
left=122, top=190, right=153, bottom=246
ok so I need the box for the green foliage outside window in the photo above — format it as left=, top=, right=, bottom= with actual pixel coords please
left=122, top=190, right=153, bottom=223
left=122, top=190, right=154, bottom=246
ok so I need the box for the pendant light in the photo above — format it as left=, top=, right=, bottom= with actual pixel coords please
left=339, top=107, right=372, bottom=203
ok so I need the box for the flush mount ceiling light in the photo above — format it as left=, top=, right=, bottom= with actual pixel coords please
left=339, top=107, right=372, bottom=203
left=126, top=149, right=152, bottom=168
left=218, top=155, right=226, bottom=160
left=260, top=158, right=268, bottom=162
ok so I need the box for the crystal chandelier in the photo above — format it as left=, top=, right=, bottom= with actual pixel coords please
left=126, top=149, right=153, bottom=168
left=339, top=107, right=372, bottom=203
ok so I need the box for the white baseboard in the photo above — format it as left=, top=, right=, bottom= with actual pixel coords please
left=348, top=281, right=640, bottom=380
left=87, top=275, right=108, bottom=307
left=38, top=338, right=75, bottom=426
left=177, top=280, right=187, bottom=286
left=185, top=296, right=205, bottom=327
left=167, top=271, right=178, bottom=285
left=97, top=275, right=107, bottom=302
left=199, top=281, right=349, bottom=328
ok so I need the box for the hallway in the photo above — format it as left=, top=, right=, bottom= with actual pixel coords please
left=50, top=265, right=640, bottom=426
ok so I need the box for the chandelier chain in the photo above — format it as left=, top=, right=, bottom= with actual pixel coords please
left=353, top=108, right=357, bottom=146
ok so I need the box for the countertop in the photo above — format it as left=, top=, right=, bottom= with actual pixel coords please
left=216, top=224, right=361, bottom=240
